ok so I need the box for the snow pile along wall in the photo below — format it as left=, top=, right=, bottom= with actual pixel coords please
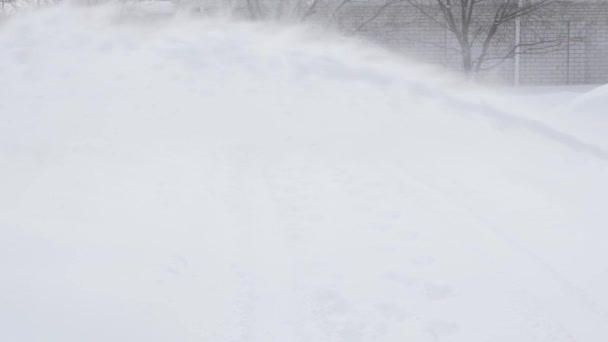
left=1, top=6, right=608, bottom=342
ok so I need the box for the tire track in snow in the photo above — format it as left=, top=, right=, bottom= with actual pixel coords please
left=223, top=145, right=303, bottom=342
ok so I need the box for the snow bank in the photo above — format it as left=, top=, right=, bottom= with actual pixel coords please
left=571, top=84, right=608, bottom=114
left=568, top=85, right=608, bottom=149
left=1, top=6, right=608, bottom=342
left=562, top=85, right=608, bottom=149
left=511, top=84, right=608, bottom=151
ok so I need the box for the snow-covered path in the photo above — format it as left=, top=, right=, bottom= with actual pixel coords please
left=1, top=6, right=608, bottom=341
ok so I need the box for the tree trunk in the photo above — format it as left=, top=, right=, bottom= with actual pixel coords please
left=461, top=44, right=474, bottom=77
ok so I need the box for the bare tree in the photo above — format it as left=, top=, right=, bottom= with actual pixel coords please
left=414, top=0, right=560, bottom=75
left=1, top=0, right=17, bottom=16
left=245, top=0, right=324, bottom=21
left=344, top=0, right=560, bottom=77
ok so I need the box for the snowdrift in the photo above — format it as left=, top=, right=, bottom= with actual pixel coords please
left=567, top=85, right=608, bottom=148
left=1, top=6, right=608, bottom=342
left=571, top=84, right=608, bottom=114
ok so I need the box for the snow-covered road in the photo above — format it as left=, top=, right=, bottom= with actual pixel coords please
left=1, top=6, right=608, bottom=341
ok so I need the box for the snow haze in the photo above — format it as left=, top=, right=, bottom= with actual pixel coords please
left=1, top=5, right=608, bottom=341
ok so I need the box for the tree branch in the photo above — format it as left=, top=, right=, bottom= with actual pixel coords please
left=350, top=0, right=406, bottom=34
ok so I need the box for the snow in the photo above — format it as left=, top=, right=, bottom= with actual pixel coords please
left=568, top=85, right=608, bottom=144
left=1, top=5, right=608, bottom=341
left=572, top=84, right=608, bottom=111
left=504, top=85, right=608, bottom=151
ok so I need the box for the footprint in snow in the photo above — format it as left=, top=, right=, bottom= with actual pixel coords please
left=164, top=256, right=189, bottom=276
left=374, top=302, right=409, bottom=320
left=384, top=272, right=417, bottom=287
left=411, top=255, right=436, bottom=267
left=424, top=283, right=453, bottom=301
left=427, top=320, right=460, bottom=341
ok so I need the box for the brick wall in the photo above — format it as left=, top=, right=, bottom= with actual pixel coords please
left=585, top=20, right=608, bottom=84
left=516, top=3, right=608, bottom=85
left=217, top=0, right=608, bottom=85
left=321, top=0, right=608, bottom=85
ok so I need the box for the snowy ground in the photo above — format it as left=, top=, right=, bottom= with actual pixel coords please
left=1, top=6, right=608, bottom=342
left=505, top=84, right=608, bottom=151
